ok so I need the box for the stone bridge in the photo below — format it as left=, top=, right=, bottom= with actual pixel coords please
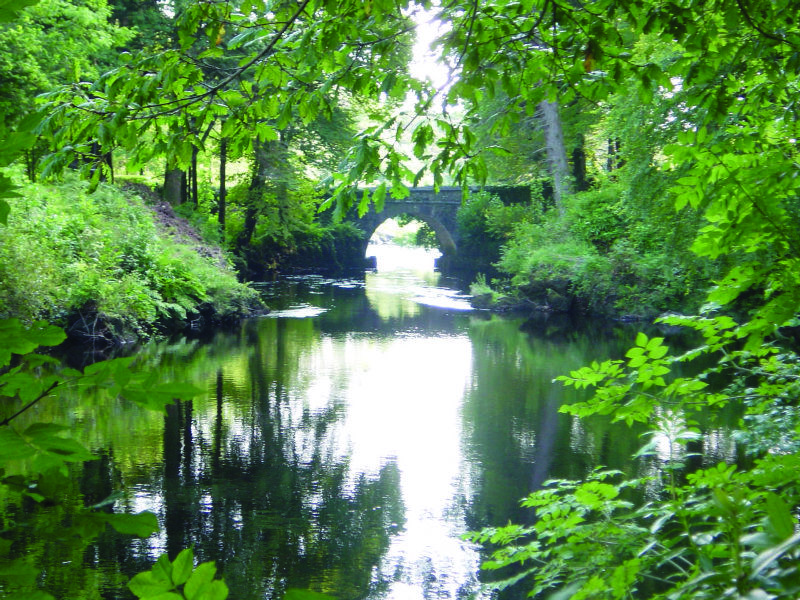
left=349, top=186, right=530, bottom=269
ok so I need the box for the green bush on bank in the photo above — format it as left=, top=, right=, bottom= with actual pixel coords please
left=0, top=175, right=259, bottom=340
left=456, top=182, right=714, bottom=317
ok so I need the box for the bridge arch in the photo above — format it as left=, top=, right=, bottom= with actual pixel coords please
left=349, top=187, right=464, bottom=268
left=360, top=205, right=457, bottom=257
left=342, top=186, right=531, bottom=270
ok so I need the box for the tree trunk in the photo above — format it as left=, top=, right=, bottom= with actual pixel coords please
left=89, top=142, right=113, bottom=182
left=219, top=137, right=227, bottom=232
left=238, top=139, right=272, bottom=249
left=238, top=136, right=289, bottom=249
left=537, top=100, right=570, bottom=214
left=606, top=138, right=624, bottom=171
left=190, top=145, right=198, bottom=205
left=614, top=138, right=624, bottom=170
left=164, top=167, right=186, bottom=205
left=182, top=170, right=188, bottom=205
left=24, top=150, right=36, bottom=183
left=572, top=134, right=589, bottom=192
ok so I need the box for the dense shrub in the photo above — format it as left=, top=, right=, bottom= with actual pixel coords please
left=485, top=174, right=715, bottom=317
left=0, top=176, right=259, bottom=340
left=455, top=189, right=541, bottom=273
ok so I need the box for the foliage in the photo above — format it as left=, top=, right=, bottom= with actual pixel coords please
left=0, top=7, right=233, bottom=597
left=0, top=318, right=224, bottom=599
left=35, top=0, right=419, bottom=197
left=449, top=0, right=800, bottom=597
left=474, top=324, right=800, bottom=598
left=3, top=0, right=800, bottom=597
left=470, top=459, right=800, bottom=599
left=455, top=190, right=539, bottom=273
left=0, top=0, right=131, bottom=126
left=128, top=548, right=228, bottom=600
left=0, top=175, right=258, bottom=340
left=223, top=175, right=367, bottom=275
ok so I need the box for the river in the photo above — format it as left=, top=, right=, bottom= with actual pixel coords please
left=10, top=245, right=737, bottom=599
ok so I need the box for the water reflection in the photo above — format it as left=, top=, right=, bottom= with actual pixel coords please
left=364, top=244, right=472, bottom=319
left=5, top=246, right=691, bottom=600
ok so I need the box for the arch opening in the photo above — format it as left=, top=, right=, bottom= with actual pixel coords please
left=365, top=215, right=448, bottom=271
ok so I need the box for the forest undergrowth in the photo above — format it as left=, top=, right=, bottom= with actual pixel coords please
left=0, top=173, right=260, bottom=343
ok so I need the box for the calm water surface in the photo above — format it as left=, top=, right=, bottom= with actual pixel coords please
left=21, top=246, right=737, bottom=599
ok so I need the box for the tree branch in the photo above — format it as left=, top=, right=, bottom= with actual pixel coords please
left=1, top=381, right=60, bottom=427
left=735, top=0, right=798, bottom=49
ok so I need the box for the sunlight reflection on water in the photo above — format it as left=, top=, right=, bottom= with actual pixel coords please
left=348, top=246, right=486, bottom=598
left=366, top=244, right=474, bottom=313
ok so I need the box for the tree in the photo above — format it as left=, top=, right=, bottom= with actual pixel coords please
left=37, top=0, right=419, bottom=190
left=0, top=0, right=131, bottom=180
left=440, top=1, right=800, bottom=597
left=6, top=0, right=800, bottom=596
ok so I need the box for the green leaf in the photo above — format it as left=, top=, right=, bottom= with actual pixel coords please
left=644, top=337, right=664, bottom=352
left=103, top=511, right=159, bottom=537
left=372, top=182, right=387, bottom=213
left=184, top=562, right=217, bottom=600
left=171, top=548, right=194, bottom=586
left=71, top=513, right=109, bottom=539
left=196, top=579, right=228, bottom=600
left=284, top=591, right=336, bottom=600
left=625, top=347, right=644, bottom=359
left=153, top=554, right=173, bottom=585
left=751, top=532, right=800, bottom=578
left=0, top=428, right=35, bottom=461
left=648, top=345, right=668, bottom=359
left=128, top=570, right=174, bottom=599
left=0, top=0, right=39, bottom=23
left=0, top=198, right=9, bottom=224
left=764, top=493, right=795, bottom=542
left=0, top=319, right=67, bottom=366
left=574, top=481, right=619, bottom=509
left=610, top=559, right=640, bottom=598
left=256, top=122, right=278, bottom=143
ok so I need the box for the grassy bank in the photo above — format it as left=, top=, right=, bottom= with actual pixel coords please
left=0, top=175, right=260, bottom=342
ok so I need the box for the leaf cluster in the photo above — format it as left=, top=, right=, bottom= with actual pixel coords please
left=0, top=318, right=210, bottom=597
left=128, top=549, right=228, bottom=600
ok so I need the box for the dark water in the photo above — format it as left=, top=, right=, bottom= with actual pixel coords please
left=8, top=248, right=737, bottom=599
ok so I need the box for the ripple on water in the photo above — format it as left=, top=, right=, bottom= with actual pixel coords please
left=263, top=304, right=329, bottom=318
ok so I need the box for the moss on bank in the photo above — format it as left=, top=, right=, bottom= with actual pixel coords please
left=0, top=176, right=260, bottom=342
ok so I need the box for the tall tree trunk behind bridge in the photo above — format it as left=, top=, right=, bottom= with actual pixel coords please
left=538, top=100, right=570, bottom=214
left=572, top=134, right=589, bottom=192
left=190, top=145, right=199, bottom=205
left=238, top=138, right=275, bottom=250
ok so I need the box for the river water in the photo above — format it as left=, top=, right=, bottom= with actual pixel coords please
left=14, top=246, right=737, bottom=599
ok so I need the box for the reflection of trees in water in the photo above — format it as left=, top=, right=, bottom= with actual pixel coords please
left=461, top=316, right=648, bottom=598
left=150, top=320, right=405, bottom=600
left=8, top=312, right=406, bottom=600
left=157, top=396, right=404, bottom=599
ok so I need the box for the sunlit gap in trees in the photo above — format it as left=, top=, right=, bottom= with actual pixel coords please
left=386, top=3, right=462, bottom=187
left=407, top=3, right=452, bottom=93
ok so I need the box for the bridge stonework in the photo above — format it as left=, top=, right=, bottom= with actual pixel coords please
left=344, top=185, right=531, bottom=270
left=349, top=186, right=465, bottom=268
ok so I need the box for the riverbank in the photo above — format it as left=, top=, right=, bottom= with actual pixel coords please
left=0, top=175, right=261, bottom=344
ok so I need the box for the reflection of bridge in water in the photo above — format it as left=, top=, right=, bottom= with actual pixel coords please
left=348, top=186, right=530, bottom=269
